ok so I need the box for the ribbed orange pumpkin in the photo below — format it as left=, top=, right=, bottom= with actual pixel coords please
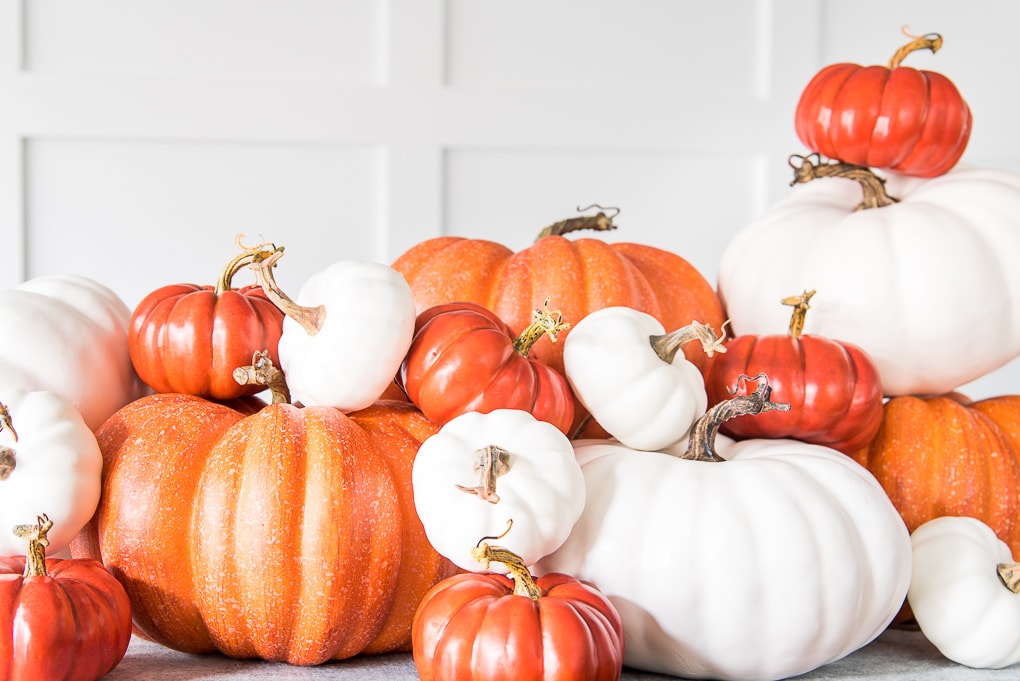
left=70, top=393, right=457, bottom=666
left=851, top=394, right=1020, bottom=556
left=390, top=218, right=725, bottom=378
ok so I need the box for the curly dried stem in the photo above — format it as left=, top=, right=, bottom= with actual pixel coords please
left=780, top=290, right=816, bottom=339
left=455, top=445, right=512, bottom=504
left=536, top=204, right=620, bottom=241
left=679, top=373, right=791, bottom=462
left=248, top=249, right=325, bottom=336
left=789, top=153, right=899, bottom=211
left=215, top=235, right=285, bottom=295
left=470, top=540, right=543, bottom=600
left=512, top=299, right=571, bottom=356
left=13, top=514, right=53, bottom=578
left=998, top=562, right=1020, bottom=594
left=650, top=320, right=729, bottom=364
left=889, top=28, right=943, bottom=69
left=0, top=402, right=18, bottom=481
left=233, top=350, right=291, bottom=404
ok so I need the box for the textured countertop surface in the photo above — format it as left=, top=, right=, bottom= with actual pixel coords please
left=104, top=626, right=1019, bottom=680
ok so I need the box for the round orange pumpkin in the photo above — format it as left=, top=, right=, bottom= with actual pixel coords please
left=70, top=392, right=457, bottom=666
left=851, top=394, right=1020, bottom=557
left=390, top=215, right=725, bottom=378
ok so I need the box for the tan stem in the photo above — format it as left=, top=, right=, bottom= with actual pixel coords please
left=0, top=447, right=14, bottom=481
left=788, top=153, right=899, bottom=211
left=215, top=235, right=285, bottom=295
left=780, top=290, right=816, bottom=339
left=888, top=29, right=943, bottom=69
left=998, top=562, right=1020, bottom=594
left=679, top=373, right=791, bottom=462
left=248, top=249, right=326, bottom=336
left=13, top=514, right=53, bottom=578
left=233, top=350, right=291, bottom=404
left=535, top=204, right=620, bottom=241
left=470, top=542, right=543, bottom=600
left=0, top=401, right=17, bottom=442
left=512, top=299, right=570, bottom=356
left=455, top=445, right=512, bottom=504
left=650, top=320, right=728, bottom=363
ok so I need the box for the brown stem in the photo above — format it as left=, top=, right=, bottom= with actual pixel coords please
left=788, top=153, right=899, bottom=211
left=512, top=299, right=570, bottom=356
left=888, top=28, right=943, bottom=69
left=248, top=249, right=326, bottom=336
left=650, top=320, right=729, bottom=364
left=679, top=373, right=791, bottom=462
left=470, top=541, right=543, bottom=600
left=233, top=350, right=291, bottom=404
left=215, top=235, right=285, bottom=295
left=13, top=514, right=53, bottom=578
left=0, top=401, right=18, bottom=482
left=780, top=290, right=816, bottom=339
left=535, top=204, right=620, bottom=241
left=454, top=445, right=512, bottom=504
left=998, top=562, right=1020, bottom=594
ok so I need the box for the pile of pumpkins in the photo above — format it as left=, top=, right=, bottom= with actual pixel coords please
left=4, top=28, right=1020, bottom=681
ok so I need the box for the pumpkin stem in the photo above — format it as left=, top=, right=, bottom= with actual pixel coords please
left=233, top=350, right=292, bottom=404
left=0, top=401, right=18, bottom=482
left=788, top=153, right=899, bottom=211
left=679, top=373, right=791, bottom=462
left=455, top=445, right=512, bottom=504
left=780, top=290, right=816, bottom=339
left=12, top=514, right=52, bottom=578
left=535, top=204, right=620, bottom=241
left=997, top=562, right=1020, bottom=594
left=215, top=235, right=285, bottom=295
left=512, top=298, right=571, bottom=356
left=650, top=320, right=729, bottom=364
left=888, top=27, right=943, bottom=69
left=248, top=248, right=326, bottom=336
left=471, top=535, right=543, bottom=600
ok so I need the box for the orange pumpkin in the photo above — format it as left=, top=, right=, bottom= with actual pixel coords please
left=390, top=213, right=725, bottom=378
left=851, top=394, right=1020, bottom=557
left=70, top=392, right=457, bottom=666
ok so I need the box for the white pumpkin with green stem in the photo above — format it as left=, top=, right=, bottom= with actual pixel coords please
left=537, top=375, right=912, bottom=681
left=0, top=388, right=102, bottom=556
left=411, top=408, right=585, bottom=573
left=909, top=515, right=1020, bottom=669
left=250, top=250, right=416, bottom=412
left=563, top=306, right=726, bottom=450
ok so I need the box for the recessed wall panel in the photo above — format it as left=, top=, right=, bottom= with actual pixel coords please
left=25, top=139, right=384, bottom=308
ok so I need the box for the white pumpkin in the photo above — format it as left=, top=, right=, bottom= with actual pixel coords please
left=537, top=381, right=912, bottom=681
left=717, top=158, right=1020, bottom=396
left=563, top=306, right=723, bottom=451
left=250, top=251, right=416, bottom=412
left=0, top=275, right=145, bottom=431
left=412, top=409, right=585, bottom=574
left=0, top=388, right=103, bottom=555
left=909, top=515, right=1020, bottom=669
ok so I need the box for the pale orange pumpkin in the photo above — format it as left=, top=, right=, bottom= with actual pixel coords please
left=70, top=392, right=457, bottom=666
left=851, top=394, right=1020, bottom=557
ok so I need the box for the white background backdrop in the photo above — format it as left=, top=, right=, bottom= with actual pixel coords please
left=2, top=0, right=1018, bottom=397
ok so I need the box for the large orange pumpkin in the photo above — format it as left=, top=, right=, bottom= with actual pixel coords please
left=851, top=394, right=1020, bottom=557
left=70, top=392, right=457, bottom=666
left=390, top=215, right=725, bottom=378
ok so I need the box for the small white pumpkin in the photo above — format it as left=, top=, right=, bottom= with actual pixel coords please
left=563, top=306, right=725, bottom=451
left=250, top=251, right=415, bottom=412
left=412, top=408, right=585, bottom=574
left=0, top=388, right=103, bottom=556
left=909, top=515, right=1020, bottom=669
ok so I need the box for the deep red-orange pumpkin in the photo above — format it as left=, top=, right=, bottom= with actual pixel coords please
left=851, top=394, right=1020, bottom=557
left=70, top=393, right=457, bottom=666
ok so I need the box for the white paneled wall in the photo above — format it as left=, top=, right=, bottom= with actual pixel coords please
left=2, top=0, right=1019, bottom=397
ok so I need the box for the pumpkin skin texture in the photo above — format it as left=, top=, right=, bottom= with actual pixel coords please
left=412, top=571, right=624, bottom=681
left=850, top=394, right=1020, bottom=558
left=538, top=436, right=911, bottom=681
left=129, top=281, right=284, bottom=400
left=70, top=393, right=457, bottom=665
left=391, top=235, right=725, bottom=378
left=398, top=302, right=574, bottom=435
left=717, top=164, right=1020, bottom=396
left=0, top=552, right=133, bottom=681
left=794, top=33, right=971, bottom=177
